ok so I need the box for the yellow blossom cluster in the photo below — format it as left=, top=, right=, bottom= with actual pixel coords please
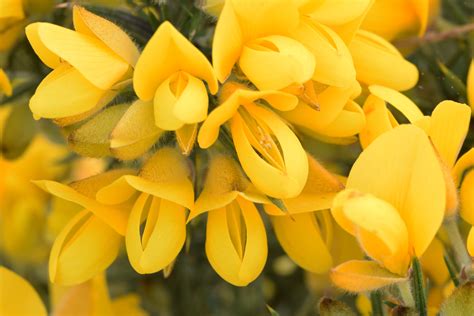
left=1, top=0, right=474, bottom=315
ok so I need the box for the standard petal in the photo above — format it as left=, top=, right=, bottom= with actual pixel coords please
left=30, top=63, right=107, bottom=119
left=0, top=267, right=47, bottom=316
left=291, top=18, right=355, bottom=87
left=212, top=0, right=244, bottom=82
left=49, top=210, right=121, bottom=285
left=368, top=85, right=423, bottom=123
left=205, top=198, right=267, bottom=286
left=134, top=21, right=217, bottom=101
left=26, top=23, right=130, bottom=89
left=429, top=100, right=471, bottom=168
left=232, top=105, right=308, bottom=198
left=346, top=125, right=446, bottom=257
left=330, top=260, right=407, bottom=292
left=239, top=35, right=315, bottom=91
left=73, top=6, right=140, bottom=66
left=349, top=30, right=419, bottom=91
left=310, top=0, right=371, bottom=25
left=272, top=212, right=332, bottom=273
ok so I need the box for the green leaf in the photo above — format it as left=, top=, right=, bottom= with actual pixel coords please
left=266, top=304, right=280, bottom=316
left=1, top=102, right=37, bottom=160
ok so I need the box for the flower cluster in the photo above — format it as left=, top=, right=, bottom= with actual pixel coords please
left=1, top=0, right=474, bottom=315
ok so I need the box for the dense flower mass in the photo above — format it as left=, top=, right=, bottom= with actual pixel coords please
left=1, top=0, right=473, bottom=315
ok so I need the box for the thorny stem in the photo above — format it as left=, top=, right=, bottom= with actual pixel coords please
left=411, top=257, right=427, bottom=316
left=397, top=281, right=415, bottom=308
left=370, top=291, right=384, bottom=316
left=444, top=217, right=472, bottom=273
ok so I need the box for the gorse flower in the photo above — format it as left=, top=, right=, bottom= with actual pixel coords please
left=330, top=125, right=446, bottom=291
left=26, top=6, right=139, bottom=125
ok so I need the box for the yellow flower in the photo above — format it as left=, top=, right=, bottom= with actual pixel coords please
left=281, top=81, right=366, bottom=141
left=360, top=88, right=472, bottom=216
left=468, top=59, right=474, bottom=111
left=189, top=154, right=268, bottom=286
left=26, top=6, right=139, bottom=124
left=213, top=0, right=316, bottom=91
left=51, top=274, right=148, bottom=316
left=453, top=149, right=474, bottom=256
left=330, top=125, right=446, bottom=292
left=198, top=84, right=308, bottom=198
left=349, top=31, right=419, bottom=91
left=0, top=267, right=147, bottom=316
left=0, top=69, right=13, bottom=96
left=133, top=21, right=217, bottom=142
left=34, top=169, right=133, bottom=285
left=264, top=154, right=344, bottom=273
left=0, top=0, right=25, bottom=52
left=97, top=147, right=194, bottom=274
left=362, top=0, right=439, bottom=41
left=0, top=266, right=47, bottom=316
left=0, top=106, right=68, bottom=264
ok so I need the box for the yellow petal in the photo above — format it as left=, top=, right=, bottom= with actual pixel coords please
left=134, top=21, right=217, bottom=101
left=271, top=212, right=332, bottom=273
left=111, top=294, right=148, bottom=316
left=330, top=260, right=407, bottom=292
left=453, top=148, right=474, bottom=187
left=265, top=153, right=344, bottom=214
left=212, top=0, right=244, bottom=82
left=350, top=30, right=419, bottom=91
left=110, top=100, right=164, bottom=160
left=291, top=19, right=355, bottom=87
left=362, top=0, right=418, bottom=41
left=239, top=35, right=315, bottom=91
left=192, top=154, right=249, bottom=220
left=0, top=69, right=12, bottom=96
left=98, top=148, right=194, bottom=209
left=26, top=23, right=130, bottom=89
left=0, top=0, right=24, bottom=20
left=154, top=72, right=208, bottom=130
left=281, top=83, right=355, bottom=131
left=330, top=0, right=374, bottom=45
left=30, top=63, right=108, bottom=119
left=333, top=191, right=410, bottom=274
left=126, top=194, right=186, bottom=273
left=49, top=210, right=121, bottom=285
left=458, top=169, right=474, bottom=225
left=429, top=100, right=471, bottom=168
left=73, top=6, right=140, bottom=66
left=317, top=100, right=365, bottom=138
left=232, top=105, right=308, bottom=198
left=198, top=88, right=298, bottom=148
left=368, top=85, right=423, bottom=122
left=420, top=238, right=449, bottom=285
left=359, top=95, right=397, bottom=149
left=412, top=0, right=430, bottom=36
left=34, top=169, right=133, bottom=235
left=468, top=227, right=474, bottom=257
left=206, top=197, right=267, bottom=286
left=310, top=0, right=372, bottom=25
left=0, top=267, right=47, bottom=316
left=347, top=125, right=446, bottom=257
left=468, top=59, right=474, bottom=109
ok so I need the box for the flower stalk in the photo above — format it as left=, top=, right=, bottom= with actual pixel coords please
left=411, top=257, right=427, bottom=316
